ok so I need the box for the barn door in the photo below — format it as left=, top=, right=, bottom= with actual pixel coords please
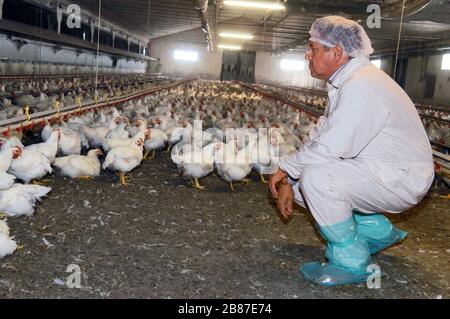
left=393, top=57, right=408, bottom=88
left=424, top=74, right=436, bottom=99
left=239, top=51, right=256, bottom=83
left=221, top=51, right=239, bottom=81
left=221, top=51, right=256, bottom=83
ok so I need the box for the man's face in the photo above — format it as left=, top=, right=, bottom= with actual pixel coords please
left=305, top=41, right=335, bottom=80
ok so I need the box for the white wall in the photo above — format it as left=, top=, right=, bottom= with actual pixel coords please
left=150, top=30, right=325, bottom=87
left=152, top=30, right=446, bottom=101
left=150, top=32, right=222, bottom=80
left=255, top=52, right=325, bottom=89
left=404, top=53, right=450, bottom=105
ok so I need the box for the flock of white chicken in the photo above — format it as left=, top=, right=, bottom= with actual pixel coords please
left=255, top=84, right=328, bottom=113
left=423, top=120, right=450, bottom=146
left=419, top=108, right=450, bottom=121
left=1, top=79, right=447, bottom=261
left=419, top=108, right=450, bottom=146
left=0, top=75, right=172, bottom=121
left=0, top=80, right=318, bottom=260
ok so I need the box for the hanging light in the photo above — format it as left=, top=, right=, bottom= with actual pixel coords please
left=223, top=1, right=285, bottom=10
left=219, top=32, right=254, bottom=40
left=218, top=44, right=242, bottom=50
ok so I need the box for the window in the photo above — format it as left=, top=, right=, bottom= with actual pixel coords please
left=442, top=53, right=450, bottom=70
left=371, top=59, right=381, bottom=69
left=174, top=50, right=198, bottom=62
left=280, top=59, right=305, bottom=71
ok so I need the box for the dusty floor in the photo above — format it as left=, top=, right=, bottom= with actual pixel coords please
left=1, top=152, right=449, bottom=299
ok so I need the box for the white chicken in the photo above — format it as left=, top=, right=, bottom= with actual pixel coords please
left=0, top=144, right=18, bottom=191
left=215, top=139, right=256, bottom=191
left=41, top=120, right=82, bottom=155
left=144, top=128, right=168, bottom=159
left=251, top=133, right=279, bottom=183
left=53, top=149, right=103, bottom=179
left=0, top=138, right=13, bottom=171
left=104, top=127, right=150, bottom=152
left=83, top=111, right=121, bottom=148
left=167, top=123, right=192, bottom=153
left=0, top=172, right=16, bottom=191
left=127, top=119, right=148, bottom=137
left=6, top=135, right=24, bottom=150
left=25, top=129, right=61, bottom=163
left=0, top=184, right=51, bottom=217
left=41, top=123, right=55, bottom=142
left=59, top=127, right=82, bottom=156
left=102, top=117, right=143, bottom=152
left=171, top=141, right=219, bottom=190
left=8, top=147, right=52, bottom=184
left=0, top=137, right=13, bottom=164
left=270, top=130, right=297, bottom=157
left=105, top=119, right=129, bottom=140
left=102, top=136, right=145, bottom=185
left=0, top=139, right=17, bottom=190
left=0, top=220, right=17, bottom=260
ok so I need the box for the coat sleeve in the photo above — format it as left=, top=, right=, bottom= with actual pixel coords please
left=279, top=81, right=390, bottom=179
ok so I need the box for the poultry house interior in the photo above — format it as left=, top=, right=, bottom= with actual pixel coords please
left=0, top=0, right=449, bottom=300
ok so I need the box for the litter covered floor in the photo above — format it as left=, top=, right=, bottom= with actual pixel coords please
left=1, top=152, right=448, bottom=299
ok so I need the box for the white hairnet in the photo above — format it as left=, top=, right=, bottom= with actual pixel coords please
left=309, top=16, right=374, bottom=58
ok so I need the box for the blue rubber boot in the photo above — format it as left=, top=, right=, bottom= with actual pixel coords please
left=353, top=211, right=407, bottom=255
left=300, top=217, right=372, bottom=286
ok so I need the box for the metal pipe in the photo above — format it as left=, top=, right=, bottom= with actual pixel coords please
left=0, top=0, right=4, bottom=20
left=238, top=82, right=322, bottom=117
left=194, top=0, right=214, bottom=52
left=0, top=73, right=161, bottom=81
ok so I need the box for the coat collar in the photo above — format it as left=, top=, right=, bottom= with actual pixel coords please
left=326, top=57, right=370, bottom=91
left=323, top=57, right=370, bottom=117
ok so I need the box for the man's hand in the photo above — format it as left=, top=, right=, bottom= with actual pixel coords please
left=276, top=183, right=294, bottom=220
left=269, top=168, right=288, bottom=199
left=270, top=168, right=295, bottom=221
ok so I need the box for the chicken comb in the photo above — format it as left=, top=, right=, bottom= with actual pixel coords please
left=27, top=121, right=35, bottom=131
left=2, top=127, right=10, bottom=137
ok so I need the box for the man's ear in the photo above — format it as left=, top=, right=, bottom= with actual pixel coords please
left=332, top=45, right=345, bottom=61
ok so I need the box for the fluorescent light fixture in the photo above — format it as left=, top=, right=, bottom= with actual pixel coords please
left=174, top=50, right=198, bottom=61
left=224, top=1, right=285, bottom=10
left=371, top=59, right=381, bottom=69
left=442, top=53, right=450, bottom=70
left=219, top=32, right=254, bottom=40
left=280, top=59, right=305, bottom=71
left=218, top=44, right=242, bottom=50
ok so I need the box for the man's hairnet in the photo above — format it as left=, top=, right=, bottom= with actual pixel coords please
left=309, top=16, right=374, bottom=58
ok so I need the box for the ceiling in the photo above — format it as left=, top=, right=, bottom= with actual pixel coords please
left=68, top=0, right=450, bottom=54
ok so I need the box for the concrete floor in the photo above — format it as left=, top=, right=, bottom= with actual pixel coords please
left=1, top=152, right=449, bottom=299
